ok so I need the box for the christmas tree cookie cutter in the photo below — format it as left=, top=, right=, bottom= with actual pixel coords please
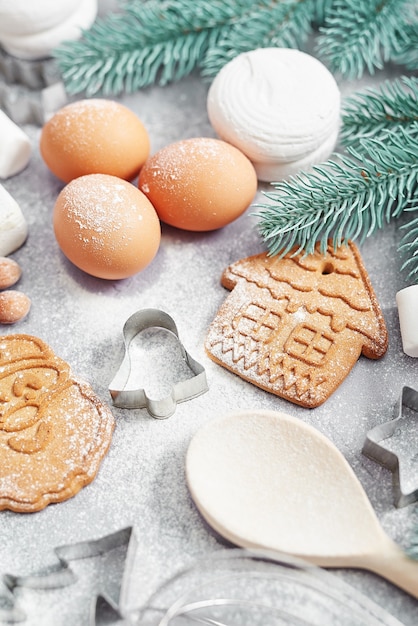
left=362, top=385, right=418, bottom=508
left=109, top=308, right=208, bottom=419
left=1, top=526, right=136, bottom=625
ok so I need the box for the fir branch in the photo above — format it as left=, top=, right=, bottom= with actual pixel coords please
left=255, top=126, right=418, bottom=260
left=316, top=0, right=414, bottom=79
left=54, top=0, right=317, bottom=96
left=54, top=0, right=258, bottom=95
left=398, top=206, right=418, bottom=278
left=311, top=0, right=337, bottom=26
left=200, top=0, right=315, bottom=79
left=341, top=76, right=418, bottom=148
left=399, top=219, right=418, bottom=278
left=392, top=22, right=418, bottom=70
left=54, top=0, right=418, bottom=95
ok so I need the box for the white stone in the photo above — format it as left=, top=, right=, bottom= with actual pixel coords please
left=0, top=109, right=31, bottom=179
left=396, top=285, right=418, bottom=358
left=0, top=0, right=98, bottom=60
left=0, top=184, right=28, bottom=256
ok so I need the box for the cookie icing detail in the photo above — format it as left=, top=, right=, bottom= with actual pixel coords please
left=0, top=334, right=114, bottom=512
left=206, top=242, right=388, bottom=407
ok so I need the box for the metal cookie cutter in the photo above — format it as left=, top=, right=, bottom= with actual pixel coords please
left=1, top=526, right=136, bottom=625
left=109, top=308, right=208, bottom=419
left=362, top=385, right=418, bottom=508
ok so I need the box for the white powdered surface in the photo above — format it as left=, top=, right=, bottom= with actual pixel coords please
left=0, top=6, right=417, bottom=624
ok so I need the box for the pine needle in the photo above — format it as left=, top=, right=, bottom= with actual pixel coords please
left=54, top=0, right=256, bottom=95
left=399, top=209, right=418, bottom=278
left=312, top=0, right=336, bottom=26
left=54, top=0, right=316, bottom=96
left=200, top=0, right=315, bottom=79
left=53, top=0, right=418, bottom=95
left=317, top=0, right=414, bottom=79
left=341, top=76, right=418, bottom=148
left=392, top=21, right=418, bottom=70
left=255, top=126, right=418, bottom=267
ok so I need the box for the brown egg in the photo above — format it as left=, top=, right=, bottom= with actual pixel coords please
left=138, top=137, right=258, bottom=231
left=40, top=99, right=150, bottom=183
left=53, top=174, right=161, bottom=280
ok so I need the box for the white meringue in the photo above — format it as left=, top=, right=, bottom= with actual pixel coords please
left=207, top=48, right=341, bottom=182
left=0, top=0, right=97, bottom=60
left=0, top=0, right=82, bottom=37
left=254, top=128, right=339, bottom=182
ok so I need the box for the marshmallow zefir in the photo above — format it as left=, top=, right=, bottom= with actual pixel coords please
left=0, top=0, right=82, bottom=36
left=396, top=285, right=418, bottom=358
left=0, top=184, right=28, bottom=256
left=0, top=0, right=98, bottom=60
left=0, top=110, right=31, bottom=178
left=207, top=48, right=341, bottom=181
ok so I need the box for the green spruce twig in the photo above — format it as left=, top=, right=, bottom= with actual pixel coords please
left=399, top=210, right=418, bottom=278
left=341, top=76, right=418, bottom=148
left=392, top=22, right=418, bottom=71
left=54, top=0, right=315, bottom=96
left=54, top=0, right=418, bottom=95
left=200, top=0, right=315, bottom=79
left=54, top=0, right=256, bottom=95
left=255, top=126, right=418, bottom=266
left=316, top=0, right=415, bottom=79
left=311, top=0, right=336, bottom=26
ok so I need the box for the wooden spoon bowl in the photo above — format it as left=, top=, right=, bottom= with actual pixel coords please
left=186, top=410, right=418, bottom=598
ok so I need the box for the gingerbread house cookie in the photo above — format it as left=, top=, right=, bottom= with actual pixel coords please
left=206, top=241, right=388, bottom=408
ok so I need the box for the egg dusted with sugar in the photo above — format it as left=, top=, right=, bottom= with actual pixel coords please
left=138, top=137, right=257, bottom=231
left=40, top=99, right=150, bottom=183
left=53, top=174, right=161, bottom=280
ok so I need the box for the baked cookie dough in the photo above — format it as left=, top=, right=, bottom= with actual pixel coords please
left=0, top=334, right=114, bottom=512
left=207, top=48, right=341, bottom=181
left=205, top=241, right=388, bottom=407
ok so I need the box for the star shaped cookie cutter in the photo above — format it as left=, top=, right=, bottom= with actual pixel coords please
left=362, top=385, right=418, bottom=508
left=109, top=308, right=208, bottom=419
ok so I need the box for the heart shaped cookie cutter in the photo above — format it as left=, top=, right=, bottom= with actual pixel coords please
left=109, top=308, right=208, bottom=419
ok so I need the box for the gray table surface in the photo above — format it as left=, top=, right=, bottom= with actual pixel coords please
left=1, top=1, right=417, bottom=624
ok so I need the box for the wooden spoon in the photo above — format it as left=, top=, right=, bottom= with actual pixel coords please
left=185, top=410, right=418, bottom=598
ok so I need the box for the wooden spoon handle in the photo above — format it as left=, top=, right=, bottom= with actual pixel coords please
left=362, top=541, right=418, bottom=599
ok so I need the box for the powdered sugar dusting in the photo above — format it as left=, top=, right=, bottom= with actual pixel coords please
left=139, top=136, right=257, bottom=231
left=48, top=99, right=124, bottom=153
left=53, top=172, right=161, bottom=279
left=0, top=336, right=114, bottom=512
left=206, top=244, right=388, bottom=408
left=61, top=177, right=126, bottom=245
left=0, top=61, right=416, bottom=626
left=145, top=137, right=243, bottom=191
